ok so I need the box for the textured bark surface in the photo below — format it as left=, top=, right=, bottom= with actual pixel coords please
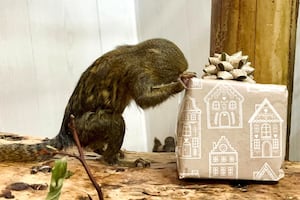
left=210, top=0, right=298, bottom=85
left=0, top=133, right=299, bottom=200
left=210, top=0, right=299, bottom=160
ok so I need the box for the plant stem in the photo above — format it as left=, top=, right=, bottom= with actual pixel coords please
left=68, top=114, right=104, bottom=200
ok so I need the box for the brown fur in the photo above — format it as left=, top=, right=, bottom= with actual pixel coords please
left=0, top=38, right=190, bottom=164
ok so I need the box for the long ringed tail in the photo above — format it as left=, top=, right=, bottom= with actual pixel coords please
left=0, top=136, right=63, bottom=162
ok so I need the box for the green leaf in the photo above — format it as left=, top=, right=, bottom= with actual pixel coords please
left=45, top=158, right=68, bottom=200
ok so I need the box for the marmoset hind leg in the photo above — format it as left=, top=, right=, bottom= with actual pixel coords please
left=74, top=109, right=125, bottom=165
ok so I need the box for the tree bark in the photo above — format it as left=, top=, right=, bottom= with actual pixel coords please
left=210, top=0, right=299, bottom=160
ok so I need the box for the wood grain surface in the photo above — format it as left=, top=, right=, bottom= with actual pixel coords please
left=0, top=134, right=299, bottom=200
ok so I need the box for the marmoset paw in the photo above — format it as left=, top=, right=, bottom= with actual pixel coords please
left=179, top=71, right=197, bottom=87
left=180, top=71, right=197, bottom=79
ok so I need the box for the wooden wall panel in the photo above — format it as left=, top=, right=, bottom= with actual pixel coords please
left=211, top=0, right=294, bottom=85
left=255, top=0, right=290, bottom=84
left=237, top=0, right=257, bottom=63
left=210, top=0, right=299, bottom=160
left=210, top=0, right=257, bottom=58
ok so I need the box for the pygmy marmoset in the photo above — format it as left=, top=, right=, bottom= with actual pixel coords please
left=0, top=38, right=195, bottom=165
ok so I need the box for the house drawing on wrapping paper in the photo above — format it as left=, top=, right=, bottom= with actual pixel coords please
left=249, top=98, right=283, bottom=158
left=177, top=95, right=201, bottom=159
left=253, top=162, right=281, bottom=181
left=204, top=82, right=244, bottom=129
left=209, top=136, right=238, bottom=179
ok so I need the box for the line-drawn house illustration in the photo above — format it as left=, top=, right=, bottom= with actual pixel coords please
left=209, top=136, right=238, bottom=178
left=253, top=162, right=283, bottom=181
left=177, top=95, right=201, bottom=159
left=204, top=82, right=244, bottom=129
left=248, top=98, right=283, bottom=158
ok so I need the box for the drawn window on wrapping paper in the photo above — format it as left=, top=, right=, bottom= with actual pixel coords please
left=273, top=139, right=279, bottom=149
left=261, top=124, right=271, bottom=138
left=192, top=138, right=199, bottom=147
left=220, top=167, right=226, bottom=176
left=184, top=113, right=189, bottom=120
left=182, top=139, right=191, bottom=157
left=254, top=139, right=261, bottom=150
left=192, top=126, right=198, bottom=136
left=228, top=167, right=234, bottom=176
left=229, top=156, right=235, bottom=162
left=221, top=156, right=227, bottom=163
left=229, top=101, right=237, bottom=110
left=190, top=113, right=197, bottom=120
left=182, top=124, right=191, bottom=136
left=213, top=167, right=219, bottom=176
left=212, top=101, right=220, bottom=110
left=213, top=156, right=219, bottom=163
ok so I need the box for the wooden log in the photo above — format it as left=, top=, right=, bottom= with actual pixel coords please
left=0, top=152, right=299, bottom=200
left=0, top=134, right=299, bottom=200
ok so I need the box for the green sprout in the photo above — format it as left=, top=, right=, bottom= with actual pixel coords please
left=45, top=158, right=69, bottom=200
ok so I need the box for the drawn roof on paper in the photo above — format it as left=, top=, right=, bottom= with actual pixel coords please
left=211, top=136, right=237, bottom=153
left=253, top=162, right=278, bottom=181
left=248, top=98, right=283, bottom=123
left=182, top=95, right=200, bottom=111
left=204, top=82, right=244, bottom=102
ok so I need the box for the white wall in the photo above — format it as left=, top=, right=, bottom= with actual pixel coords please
left=135, top=0, right=211, bottom=151
left=0, top=0, right=147, bottom=152
left=0, top=0, right=212, bottom=152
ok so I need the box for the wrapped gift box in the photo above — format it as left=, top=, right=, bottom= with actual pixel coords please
left=176, top=78, right=288, bottom=181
